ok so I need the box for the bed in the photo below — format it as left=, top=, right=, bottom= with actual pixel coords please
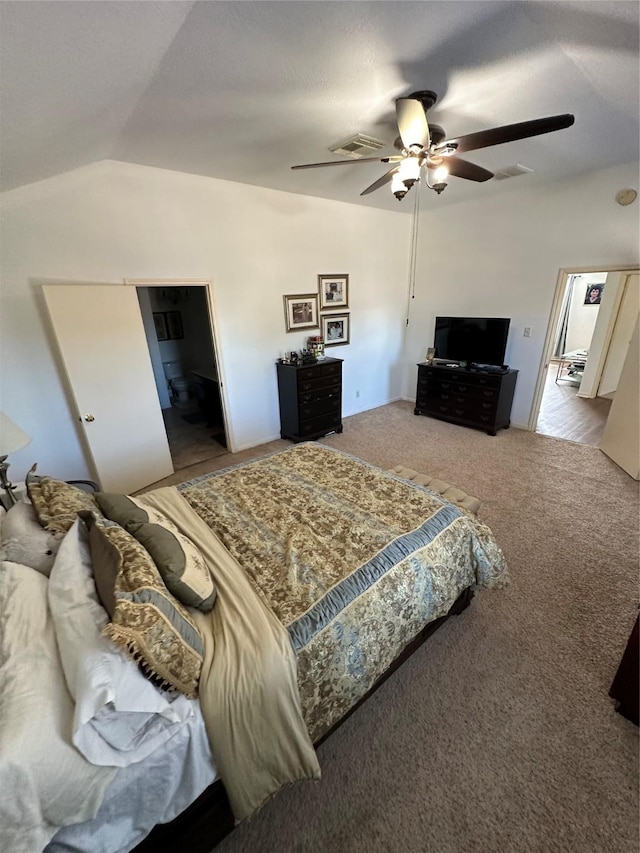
left=0, top=442, right=508, bottom=853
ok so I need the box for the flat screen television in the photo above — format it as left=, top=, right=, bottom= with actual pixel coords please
left=433, top=316, right=510, bottom=367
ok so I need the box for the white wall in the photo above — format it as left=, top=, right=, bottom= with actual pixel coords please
left=2, top=159, right=638, bottom=482
left=565, top=272, right=606, bottom=353
left=0, top=161, right=410, bottom=481
left=403, top=162, right=640, bottom=427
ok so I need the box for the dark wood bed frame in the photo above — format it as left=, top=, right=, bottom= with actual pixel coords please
left=133, top=586, right=475, bottom=853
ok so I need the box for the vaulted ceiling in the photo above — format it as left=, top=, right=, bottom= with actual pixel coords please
left=1, top=1, right=638, bottom=212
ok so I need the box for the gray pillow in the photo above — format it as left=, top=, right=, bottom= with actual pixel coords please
left=94, top=493, right=217, bottom=613
left=0, top=502, right=63, bottom=576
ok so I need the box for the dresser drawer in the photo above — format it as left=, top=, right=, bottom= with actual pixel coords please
left=299, top=385, right=339, bottom=404
left=319, top=362, right=342, bottom=379
left=451, top=382, right=498, bottom=402
left=299, top=395, right=340, bottom=419
left=297, top=362, right=342, bottom=384
left=449, top=392, right=498, bottom=409
left=423, top=399, right=453, bottom=417
left=298, top=411, right=342, bottom=437
left=298, top=375, right=340, bottom=394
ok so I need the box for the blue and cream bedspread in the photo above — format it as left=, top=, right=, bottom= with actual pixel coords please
left=179, top=443, right=509, bottom=742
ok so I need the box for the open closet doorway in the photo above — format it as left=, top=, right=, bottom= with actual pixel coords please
left=131, top=279, right=230, bottom=472
left=532, top=266, right=639, bottom=447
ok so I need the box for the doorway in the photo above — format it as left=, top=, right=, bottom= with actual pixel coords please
left=535, top=271, right=611, bottom=445
left=133, top=280, right=230, bottom=472
left=531, top=265, right=639, bottom=447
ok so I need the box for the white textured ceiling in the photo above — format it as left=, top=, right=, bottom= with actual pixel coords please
left=1, top=1, right=638, bottom=212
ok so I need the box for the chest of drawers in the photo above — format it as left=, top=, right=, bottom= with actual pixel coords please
left=276, top=358, right=343, bottom=442
left=415, top=363, right=518, bottom=435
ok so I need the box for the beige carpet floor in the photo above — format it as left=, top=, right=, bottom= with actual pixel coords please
left=149, top=401, right=639, bottom=853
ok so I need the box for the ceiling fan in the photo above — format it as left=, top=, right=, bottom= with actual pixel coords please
left=291, top=91, right=575, bottom=201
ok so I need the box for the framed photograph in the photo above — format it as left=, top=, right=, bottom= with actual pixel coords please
left=318, top=274, right=349, bottom=310
left=584, top=283, right=604, bottom=305
left=165, top=310, right=184, bottom=340
left=322, top=312, right=350, bottom=347
left=153, top=312, right=168, bottom=341
left=283, top=293, right=319, bottom=332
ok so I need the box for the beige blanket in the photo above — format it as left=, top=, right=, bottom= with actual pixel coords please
left=137, top=487, right=320, bottom=821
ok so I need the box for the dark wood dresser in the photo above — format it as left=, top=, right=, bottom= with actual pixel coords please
left=415, top=363, right=518, bottom=435
left=609, top=614, right=639, bottom=725
left=276, top=357, right=343, bottom=442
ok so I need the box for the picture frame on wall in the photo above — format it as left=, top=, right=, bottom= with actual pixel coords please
left=283, top=293, right=319, bottom=332
left=322, top=312, right=350, bottom=346
left=584, top=283, right=604, bottom=305
left=165, top=310, right=184, bottom=340
left=318, top=274, right=349, bottom=310
left=153, top=312, right=168, bottom=341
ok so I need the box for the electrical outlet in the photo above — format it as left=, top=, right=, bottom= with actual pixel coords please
left=524, top=327, right=532, bottom=338
left=356, top=390, right=360, bottom=398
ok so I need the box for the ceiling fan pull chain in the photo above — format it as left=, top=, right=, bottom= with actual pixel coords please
left=405, top=183, right=421, bottom=327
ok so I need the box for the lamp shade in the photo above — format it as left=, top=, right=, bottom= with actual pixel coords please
left=0, top=412, right=31, bottom=456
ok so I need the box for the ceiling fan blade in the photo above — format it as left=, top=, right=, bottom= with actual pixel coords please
left=436, top=114, right=575, bottom=155
left=396, top=98, right=430, bottom=150
left=360, top=166, right=399, bottom=196
left=444, top=158, right=493, bottom=182
left=291, top=156, right=399, bottom=170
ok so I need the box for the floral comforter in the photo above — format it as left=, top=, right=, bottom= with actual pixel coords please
left=179, top=443, right=508, bottom=742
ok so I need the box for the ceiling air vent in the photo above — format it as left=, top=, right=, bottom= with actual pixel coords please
left=494, top=163, right=534, bottom=181
left=330, top=134, right=386, bottom=159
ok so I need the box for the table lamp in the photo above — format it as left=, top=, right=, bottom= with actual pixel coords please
left=0, top=412, right=31, bottom=506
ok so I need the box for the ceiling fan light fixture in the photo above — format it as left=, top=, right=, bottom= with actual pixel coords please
left=432, top=164, right=449, bottom=184
left=399, top=156, right=421, bottom=188
left=391, top=172, right=408, bottom=200
left=423, top=162, right=448, bottom=196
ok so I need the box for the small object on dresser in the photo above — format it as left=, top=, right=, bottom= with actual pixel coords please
left=308, top=335, right=325, bottom=360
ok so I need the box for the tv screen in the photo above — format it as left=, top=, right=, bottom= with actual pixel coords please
left=434, top=317, right=510, bottom=367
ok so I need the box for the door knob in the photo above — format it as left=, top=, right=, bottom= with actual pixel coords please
left=84, top=414, right=95, bottom=422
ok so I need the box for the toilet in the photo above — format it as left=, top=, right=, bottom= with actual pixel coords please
left=162, top=360, right=191, bottom=407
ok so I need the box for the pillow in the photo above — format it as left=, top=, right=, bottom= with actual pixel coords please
left=0, top=501, right=64, bottom=575
left=26, top=465, right=103, bottom=535
left=47, top=520, right=195, bottom=767
left=0, top=559, right=117, bottom=849
left=79, top=511, right=204, bottom=698
left=94, top=492, right=217, bottom=613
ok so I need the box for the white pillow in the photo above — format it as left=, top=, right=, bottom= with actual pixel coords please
left=0, top=560, right=116, bottom=853
left=47, top=520, right=195, bottom=767
left=0, top=502, right=63, bottom=575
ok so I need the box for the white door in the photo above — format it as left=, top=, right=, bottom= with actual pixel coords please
left=43, top=284, right=174, bottom=493
left=600, top=318, right=640, bottom=479
left=598, top=273, right=640, bottom=397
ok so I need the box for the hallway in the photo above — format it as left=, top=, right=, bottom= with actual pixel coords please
left=536, top=362, right=612, bottom=446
